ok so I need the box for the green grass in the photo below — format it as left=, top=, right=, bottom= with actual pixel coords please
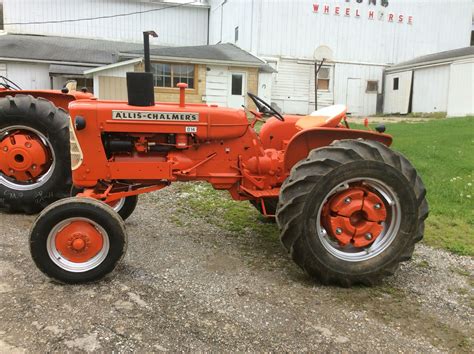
left=174, top=183, right=279, bottom=243
left=175, top=117, right=474, bottom=256
left=385, top=117, right=473, bottom=255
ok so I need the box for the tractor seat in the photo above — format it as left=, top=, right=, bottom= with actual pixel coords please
left=295, top=105, right=347, bottom=130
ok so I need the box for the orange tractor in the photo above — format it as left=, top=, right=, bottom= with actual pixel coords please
left=0, top=77, right=93, bottom=213
left=27, top=34, right=428, bottom=287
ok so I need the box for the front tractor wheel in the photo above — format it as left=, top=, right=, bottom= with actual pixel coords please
left=276, top=139, right=428, bottom=287
left=71, top=186, right=138, bottom=221
left=29, top=198, right=127, bottom=283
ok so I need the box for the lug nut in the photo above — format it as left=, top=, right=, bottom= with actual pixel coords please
left=32, top=164, right=37, bottom=170
left=2, top=146, right=7, bottom=152
left=365, top=233, right=373, bottom=240
left=335, top=228, right=343, bottom=235
left=374, top=203, right=381, bottom=210
left=344, top=197, right=351, bottom=204
left=25, top=142, right=32, bottom=148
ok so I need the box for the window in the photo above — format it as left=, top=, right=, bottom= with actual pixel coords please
left=317, top=67, right=330, bottom=90
left=366, top=80, right=378, bottom=93
left=151, top=63, right=195, bottom=89
left=234, top=26, right=239, bottom=43
left=73, top=78, right=93, bottom=93
left=231, top=74, right=243, bottom=95
left=393, top=77, right=399, bottom=90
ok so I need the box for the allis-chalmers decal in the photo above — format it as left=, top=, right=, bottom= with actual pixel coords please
left=112, top=111, right=199, bottom=122
left=313, top=1, right=413, bottom=25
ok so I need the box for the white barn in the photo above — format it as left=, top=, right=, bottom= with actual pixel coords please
left=209, top=0, right=473, bottom=115
left=383, top=46, right=474, bottom=117
left=2, top=0, right=209, bottom=46
left=0, top=0, right=473, bottom=116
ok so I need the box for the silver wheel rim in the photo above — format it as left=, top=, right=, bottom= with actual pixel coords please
left=316, top=178, right=402, bottom=262
left=0, top=125, right=56, bottom=190
left=110, top=198, right=125, bottom=212
left=46, top=217, right=110, bottom=273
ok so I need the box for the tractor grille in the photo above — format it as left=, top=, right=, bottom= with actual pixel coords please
left=69, top=117, right=83, bottom=170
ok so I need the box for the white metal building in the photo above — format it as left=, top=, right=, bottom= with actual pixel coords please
left=209, top=0, right=473, bottom=115
left=2, top=0, right=209, bottom=46
left=384, top=46, right=474, bottom=117
left=1, top=0, right=473, bottom=116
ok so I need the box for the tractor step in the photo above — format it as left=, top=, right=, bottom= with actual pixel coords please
left=240, top=186, right=280, bottom=198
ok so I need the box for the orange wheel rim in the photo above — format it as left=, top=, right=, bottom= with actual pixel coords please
left=0, top=130, right=50, bottom=181
left=316, top=178, right=402, bottom=262
left=47, top=218, right=110, bottom=272
left=55, top=221, right=104, bottom=263
left=321, top=186, right=387, bottom=247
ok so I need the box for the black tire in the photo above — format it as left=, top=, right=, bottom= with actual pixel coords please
left=110, top=195, right=138, bottom=221
left=30, top=197, right=127, bottom=284
left=276, top=139, right=428, bottom=287
left=70, top=186, right=138, bottom=221
left=250, top=198, right=278, bottom=219
left=0, top=95, right=71, bottom=214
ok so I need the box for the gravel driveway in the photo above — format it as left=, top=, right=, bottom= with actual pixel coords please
left=1, top=186, right=473, bottom=352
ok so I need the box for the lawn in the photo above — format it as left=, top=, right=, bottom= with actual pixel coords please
left=176, top=117, right=473, bottom=256
left=383, top=117, right=473, bottom=255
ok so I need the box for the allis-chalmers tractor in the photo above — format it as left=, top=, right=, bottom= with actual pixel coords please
left=24, top=35, right=428, bottom=287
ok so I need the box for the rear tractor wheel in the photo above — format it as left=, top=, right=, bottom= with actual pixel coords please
left=276, top=139, right=428, bottom=287
left=0, top=95, right=71, bottom=214
left=29, top=197, right=127, bottom=283
left=106, top=196, right=138, bottom=221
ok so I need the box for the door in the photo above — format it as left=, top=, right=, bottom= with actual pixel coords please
left=346, top=78, right=362, bottom=115
left=228, top=72, right=246, bottom=108
left=383, top=71, right=413, bottom=114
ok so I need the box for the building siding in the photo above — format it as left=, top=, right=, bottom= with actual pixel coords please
left=210, top=0, right=472, bottom=115
left=412, top=65, right=450, bottom=113
left=0, top=62, right=51, bottom=89
left=211, top=0, right=472, bottom=64
left=333, top=63, right=385, bottom=116
left=92, top=62, right=137, bottom=97
left=3, top=0, right=209, bottom=46
left=205, top=65, right=228, bottom=106
left=383, top=71, right=413, bottom=114
left=447, top=59, right=474, bottom=117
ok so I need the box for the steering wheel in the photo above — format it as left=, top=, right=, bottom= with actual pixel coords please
left=247, top=92, right=284, bottom=121
left=0, top=76, right=21, bottom=90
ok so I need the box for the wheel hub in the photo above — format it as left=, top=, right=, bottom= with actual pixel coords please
left=55, top=221, right=104, bottom=263
left=0, top=131, right=49, bottom=181
left=322, top=187, right=387, bottom=247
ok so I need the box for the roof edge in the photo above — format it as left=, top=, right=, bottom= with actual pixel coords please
left=119, top=53, right=268, bottom=69
left=386, top=53, right=474, bottom=73
left=84, top=57, right=142, bottom=75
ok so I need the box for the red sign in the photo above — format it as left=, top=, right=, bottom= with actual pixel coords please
left=313, top=3, right=413, bottom=25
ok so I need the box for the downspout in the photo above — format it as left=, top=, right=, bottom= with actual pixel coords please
left=220, top=1, right=224, bottom=43
left=207, top=7, right=210, bottom=45
left=250, top=0, right=254, bottom=52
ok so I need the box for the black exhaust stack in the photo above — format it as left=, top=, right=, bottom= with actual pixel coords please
left=127, top=31, right=158, bottom=106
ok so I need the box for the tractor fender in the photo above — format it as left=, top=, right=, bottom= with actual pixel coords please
left=0, top=90, right=93, bottom=111
left=283, top=127, right=393, bottom=171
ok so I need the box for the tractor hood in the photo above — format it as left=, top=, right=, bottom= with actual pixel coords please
left=68, top=99, right=249, bottom=141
